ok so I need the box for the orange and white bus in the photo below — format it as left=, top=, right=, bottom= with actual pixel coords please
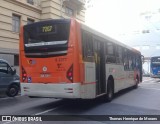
left=19, top=18, right=142, bottom=101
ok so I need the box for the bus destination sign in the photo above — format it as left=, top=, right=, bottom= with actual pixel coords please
left=39, top=25, right=56, bottom=34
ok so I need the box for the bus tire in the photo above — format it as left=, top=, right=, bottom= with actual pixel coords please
left=134, top=76, right=139, bottom=89
left=106, top=79, right=114, bottom=102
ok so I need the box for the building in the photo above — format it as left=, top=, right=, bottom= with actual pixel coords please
left=0, top=0, right=86, bottom=72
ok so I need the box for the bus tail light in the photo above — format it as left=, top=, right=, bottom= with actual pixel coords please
left=22, top=67, right=27, bottom=82
left=66, top=64, right=73, bottom=82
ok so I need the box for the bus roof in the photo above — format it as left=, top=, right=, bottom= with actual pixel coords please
left=24, top=19, right=70, bottom=28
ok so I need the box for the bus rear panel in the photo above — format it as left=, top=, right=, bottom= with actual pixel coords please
left=20, top=18, right=142, bottom=100
left=20, top=19, right=84, bottom=98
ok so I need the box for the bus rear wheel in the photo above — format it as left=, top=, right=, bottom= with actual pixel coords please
left=102, top=79, right=114, bottom=102
left=106, top=80, right=114, bottom=102
left=134, top=76, right=139, bottom=89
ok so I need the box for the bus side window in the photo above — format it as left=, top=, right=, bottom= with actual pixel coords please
left=116, top=45, right=123, bottom=64
left=105, top=42, right=116, bottom=63
left=136, top=57, right=140, bottom=69
left=123, top=49, right=129, bottom=70
left=128, top=52, right=134, bottom=71
left=81, top=30, right=94, bottom=62
left=132, top=56, right=136, bottom=69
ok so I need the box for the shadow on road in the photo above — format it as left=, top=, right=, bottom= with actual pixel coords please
left=0, top=85, right=137, bottom=116
left=114, top=86, right=137, bottom=100
left=31, top=86, right=137, bottom=115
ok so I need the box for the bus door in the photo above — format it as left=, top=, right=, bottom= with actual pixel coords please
left=93, top=40, right=106, bottom=95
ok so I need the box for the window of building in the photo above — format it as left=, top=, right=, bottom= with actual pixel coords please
left=12, top=14, right=21, bottom=33
left=27, top=18, right=34, bottom=24
left=14, top=55, right=19, bottom=66
left=65, top=7, right=74, bottom=16
left=27, top=0, right=34, bottom=5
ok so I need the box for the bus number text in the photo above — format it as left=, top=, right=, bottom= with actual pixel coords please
left=42, top=26, right=53, bottom=33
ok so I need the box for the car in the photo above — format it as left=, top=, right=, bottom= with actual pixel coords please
left=0, top=59, right=20, bottom=97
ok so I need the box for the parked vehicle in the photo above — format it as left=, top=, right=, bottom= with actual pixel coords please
left=0, top=59, right=20, bottom=97
left=150, top=56, right=160, bottom=78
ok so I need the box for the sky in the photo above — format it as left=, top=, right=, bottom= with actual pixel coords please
left=85, top=0, right=160, bottom=39
left=85, top=0, right=160, bottom=72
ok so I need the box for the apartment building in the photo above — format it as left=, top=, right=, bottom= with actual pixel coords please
left=0, top=0, right=85, bottom=72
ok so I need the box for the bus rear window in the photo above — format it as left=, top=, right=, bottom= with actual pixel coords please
left=23, top=19, right=71, bottom=57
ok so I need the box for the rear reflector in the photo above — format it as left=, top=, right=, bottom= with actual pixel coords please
left=66, top=64, right=73, bottom=82
left=22, top=67, right=27, bottom=82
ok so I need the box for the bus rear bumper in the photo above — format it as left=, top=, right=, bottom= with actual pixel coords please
left=20, top=83, right=96, bottom=99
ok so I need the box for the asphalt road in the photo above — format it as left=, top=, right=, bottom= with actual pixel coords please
left=0, top=77, right=160, bottom=124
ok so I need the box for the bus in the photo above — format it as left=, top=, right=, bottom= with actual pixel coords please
left=150, top=56, right=160, bottom=78
left=19, top=18, right=142, bottom=101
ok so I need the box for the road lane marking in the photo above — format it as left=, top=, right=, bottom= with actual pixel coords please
left=2, top=121, right=12, bottom=124
left=142, top=79, right=154, bottom=82
left=142, top=78, right=160, bottom=83
left=140, top=87, right=160, bottom=91
left=35, top=105, right=63, bottom=115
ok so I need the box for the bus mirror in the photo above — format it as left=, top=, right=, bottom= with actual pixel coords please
left=141, top=55, right=144, bottom=64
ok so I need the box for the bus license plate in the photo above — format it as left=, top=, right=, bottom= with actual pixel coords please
left=40, top=74, right=50, bottom=77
